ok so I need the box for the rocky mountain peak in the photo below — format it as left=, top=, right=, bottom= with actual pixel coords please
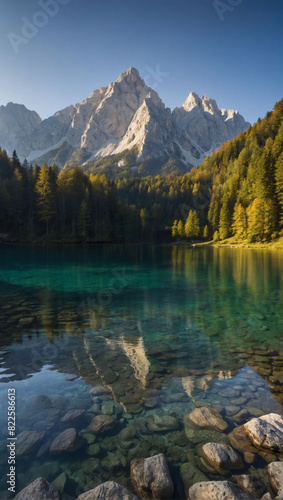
left=0, top=69, right=250, bottom=175
left=182, top=92, right=201, bottom=112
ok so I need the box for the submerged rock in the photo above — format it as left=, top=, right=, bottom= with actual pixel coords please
left=15, top=477, right=61, bottom=500
left=60, top=409, right=85, bottom=424
left=180, top=462, right=208, bottom=495
left=201, top=442, right=244, bottom=474
left=188, top=480, right=254, bottom=500
left=146, top=414, right=179, bottom=432
left=267, top=462, right=283, bottom=495
left=234, top=474, right=267, bottom=498
left=184, top=407, right=228, bottom=432
left=49, top=428, right=84, bottom=454
left=77, top=481, right=138, bottom=499
left=244, top=413, right=283, bottom=452
left=131, top=453, right=174, bottom=499
left=16, top=430, right=46, bottom=457
left=228, top=426, right=258, bottom=454
left=87, top=415, right=116, bottom=434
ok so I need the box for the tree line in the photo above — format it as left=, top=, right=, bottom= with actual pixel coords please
left=0, top=98, right=282, bottom=244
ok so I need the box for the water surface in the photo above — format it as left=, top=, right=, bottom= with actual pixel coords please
left=0, top=245, right=282, bottom=498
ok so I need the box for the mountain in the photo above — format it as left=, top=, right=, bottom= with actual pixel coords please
left=0, top=103, right=41, bottom=156
left=0, top=68, right=250, bottom=175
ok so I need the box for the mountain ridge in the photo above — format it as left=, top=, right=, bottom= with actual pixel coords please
left=0, top=67, right=250, bottom=175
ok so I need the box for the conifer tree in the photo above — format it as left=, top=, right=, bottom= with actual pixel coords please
left=177, top=220, right=184, bottom=238
left=184, top=210, right=200, bottom=238
left=275, top=152, right=283, bottom=225
left=219, top=201, right=231, bottom=240
left=172, top=220, right=178, bottom=238
left=232, top=203, right=247, bottom=240
left=35, top=164, right=56, bottom=237
left=247, top=198, right=265, bottom=242
left=203, top=225, right=209, bottom=239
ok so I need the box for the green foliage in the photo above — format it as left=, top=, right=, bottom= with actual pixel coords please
left=0, top=98, right=282, bottom=244
left=184, top=210, right=200, bottom=238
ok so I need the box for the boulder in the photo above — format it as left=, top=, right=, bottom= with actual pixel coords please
left=49, top=428, right=84, bottom=454
left=188, top=480, right=254, bottom=500
left=244, top=413, right=283, bottom=452
left=267, top=461, right=283, bottom=495
left=202, top=442, right=244, bottom=474
left=185, top=407, right=228, bottom=432
left=77, top=481, right=138, bottom=500
left=16, top=430, right=46, bottom=457
left=228, top=426, right=258, bottom=454
left=146, top=414, right=179, bottom=432
left=131, top=453, right=174, bottom=499
left=60, top=409, right=85, bottom=424
left=87, top=415, right=116, bottom=434
left=15, top=477, right=61, bottom=500
left=234, top=475, right=267, bottom=498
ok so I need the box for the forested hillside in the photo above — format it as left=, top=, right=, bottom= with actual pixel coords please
left=0, top=99, right=282, bottom=244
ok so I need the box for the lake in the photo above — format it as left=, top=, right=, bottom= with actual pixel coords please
left=0, top=245, right=282, bottom=498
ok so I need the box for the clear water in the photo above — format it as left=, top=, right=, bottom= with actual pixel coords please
left=0, top=245, right=282, bottom=498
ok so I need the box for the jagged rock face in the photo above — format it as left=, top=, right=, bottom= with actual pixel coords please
left=0, top=68, right=250, bottom=172
left=172, top=92, right=250, bottom=166
left=0, top=103, right=41, bottom=156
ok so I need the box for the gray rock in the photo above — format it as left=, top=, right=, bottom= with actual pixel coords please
left=188, top=480, right=254, bottom=500
left=146, top=414, right=179, bottom=432
left=14, top=477, right=61, bottom=500
left=16, top=431, right=46, bottom=457
left=49, top=428, right=84, bottom=454
left=77, top=481, right=138, bottom=500
left=131, top=453, right=174, bottom=499
left=234, top=475, right=267, bottom=498
left=87, top=415, right=116, bottom=434
left=60, top=409, right=85, bottom=424
left=202, top=442, right=244, bottom=474
left=267, top=461, right=283, bottom=495
left=244, top=413, right=283, bottom=452
left=185, top=407, right=228, bottom=432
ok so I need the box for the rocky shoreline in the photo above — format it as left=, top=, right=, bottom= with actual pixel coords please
left=13, top=411, right=283, bottom=500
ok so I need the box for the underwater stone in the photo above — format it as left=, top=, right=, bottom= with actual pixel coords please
left=14, top=477, right=61, bottom=500
left=185, top=407, right=228, bottom=432
left=87, top=415, right=116, bottom=434
left=267, top=462, right=283, bottom=495
left=202, top=442, right=244, bottom=474
left=50, top=428, right=84, bottom=454
left=146, top=414, right=179, bottom=432
left=131, top=453, right=174, bottom=499
left=233, top=474, right=267, bottom=498
left=16, top=431, right=46, bottom=457
left=77, top=481, right=138, bottom=500
left=188, top=480, right=254, bottom=500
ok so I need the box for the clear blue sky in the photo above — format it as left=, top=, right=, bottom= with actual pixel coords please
left=0, top=0, right=282, bottom=124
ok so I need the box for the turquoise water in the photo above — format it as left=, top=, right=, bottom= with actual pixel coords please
left=0, top=245, right=282, bottom=498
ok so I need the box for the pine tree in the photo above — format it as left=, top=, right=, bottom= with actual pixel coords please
left=264, top=199, right=277, bottom=240
left=219, top=201, right=231, bottom=240
left=232, top=203, right=247, bottom=240
left=78, top=200, right=92, bottom=239
left=35, top=164, right=56, bottom=237
left=184, top=210, right=200, bottom=238
left=172, top=220, right=179, bottom=238
left=203, top=225, right=209, bottom=239
left=247, top=198, right=265, bottom=242
left=275, top=152, right=283, bottom=226
left=177, top=220, right=184, bottom=238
